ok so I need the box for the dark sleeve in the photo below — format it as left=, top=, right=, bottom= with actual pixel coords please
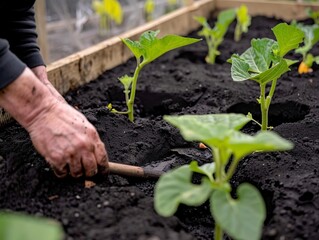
left=0, top=39, right=26, bottom=89
left=0, top=1, right=45, bottom=68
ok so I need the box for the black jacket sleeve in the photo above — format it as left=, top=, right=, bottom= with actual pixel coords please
left=0, top=0, right=45, bottom=89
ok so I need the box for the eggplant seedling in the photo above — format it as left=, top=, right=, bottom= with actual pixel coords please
left=229, top=23, right=304, bottom=131
left=154, top=114, right=293, bottom=240
left=108, top=30, right=200, bottom=122
left=234, top=5, right=251, bottom=42
left=195, top=8, right=236, bottom=64
left=293, top=23, right=319, bottom=74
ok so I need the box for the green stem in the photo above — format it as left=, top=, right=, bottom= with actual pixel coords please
left=259, top=83, right=268, bottom=131
left=266, top=79, right=277, bottom=109
left=127, top=61, right=145, bottom=122
left=225, top=157, right=240, bottom=181
left=234, top=23, right=241, bottom=42
left=214, top=223, right=223, bottom=240
left=213, top=148, right=222, bottom=182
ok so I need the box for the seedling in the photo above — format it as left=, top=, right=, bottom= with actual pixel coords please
left=154, top=114, right=293, bottom=240
left=144, top=0, right=155, bottom=22
left=195, top=8, right=236, bottom=64
left=294, top=23, right=319, bottom=74
left=166, top=0, right=179, bottom=13
left=92, top=0, right=123, bottom=34
left=0, top=211, right=64, bottom=240
left=234, top=5, right=251, bottom=42
left=229, top=23, right=304, bottom=131
left=306, top=8, right=319, bottom=25
left=108, top=30, right=200, bottom=122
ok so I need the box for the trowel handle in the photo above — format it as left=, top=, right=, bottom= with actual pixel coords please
left=108, top=162, right=163, bottom=179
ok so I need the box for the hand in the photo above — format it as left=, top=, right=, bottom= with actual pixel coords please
left=27, top=101, right=109, bottom=178
left=0, top=68, right=109, bottom=178
left=31, top=65, right=66, bottom=103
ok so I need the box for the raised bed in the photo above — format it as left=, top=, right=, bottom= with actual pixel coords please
left=1, top=0, right=319, bottom=239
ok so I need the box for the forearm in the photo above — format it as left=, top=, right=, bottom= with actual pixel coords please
left=0, top=2, right=44, bottom=68
left=0, top=68, right=57, bottom=128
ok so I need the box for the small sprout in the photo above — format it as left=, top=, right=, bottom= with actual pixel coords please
left=144, top=0, right=155, bottom=22
left=92, top=0, right=123, bottom=34
left=110, top=30, right=201, bottom=122
left=229, top=23, right=304, bottom=131
left=195, top=8, right=236, bottom=64
left=155, top=113, right=293, bottom=240
left=293, top=23, right=319, bottom=74
left=234, top=5, right=251, bottom=42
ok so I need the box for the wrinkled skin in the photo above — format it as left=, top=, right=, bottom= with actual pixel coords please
left=0, top=67, right=109, bottom=178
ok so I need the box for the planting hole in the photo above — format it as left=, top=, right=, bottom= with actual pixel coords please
left=227, top=101, right=310, bottom=127
left=299, top=191, right=314, bottom=202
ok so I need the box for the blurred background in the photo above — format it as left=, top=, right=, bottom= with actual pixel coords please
left=36, top=0, right=188, bottom=63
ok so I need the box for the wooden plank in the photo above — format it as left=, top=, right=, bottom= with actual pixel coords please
left=47, top=0, right=215, bottom=95
left=34, top=0, right=49, bottom=63
left=215, top=0, right=319, bottom=21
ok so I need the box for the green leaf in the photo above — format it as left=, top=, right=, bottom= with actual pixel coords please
left=211, top=183, right=266, bottom=240
left=190, top=161, right=215, bottom=182
left=229, top=131, right=294, bottom=160
left=140, top=32, right=201, bottom=64
left=164, top=114, right=250, bottom=147
left=154, top=165, right=212, bottom=217
left=0, top=212, right=64, bottom=240
left=272, top=22, right=304, bottom=57
left=250, top=58, right=289, bottom=84
left=217, top=8, right=236, bottom=26
left=122, top=38, right=143, bottom=60
left=118, top=75, right=133, bottom=90
left=236, top=4, right=251, bottom=33
left=295, top=24, right=319, bottom=59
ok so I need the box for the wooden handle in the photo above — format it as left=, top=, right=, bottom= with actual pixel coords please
left=108, top=162, right=163, bottom=179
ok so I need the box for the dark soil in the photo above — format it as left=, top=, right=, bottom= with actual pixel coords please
left=1, top=16, right=319, bottom=240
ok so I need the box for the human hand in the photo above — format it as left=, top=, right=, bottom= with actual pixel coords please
left=31, top=65, right=66, bottom=103
left=26, top=101, right=109, bottom=178
left=0, top=68, right=108, bottom=178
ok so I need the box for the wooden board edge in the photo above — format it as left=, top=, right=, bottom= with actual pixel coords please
left=215, top=0, right=319, bottom=20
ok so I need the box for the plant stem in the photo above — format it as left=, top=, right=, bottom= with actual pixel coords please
left=127, top=62, right=145, bottom=122
left=214, top=223, right=223, bottom=240
left=225, top=157, right=240, bottom=181
left=259, top=83, right=268, bottom=131
left=266, top=79, right=277, bottom=109
left=234, top=24, right=241, bottom=42
left=213, top=148, right=222, bottom=182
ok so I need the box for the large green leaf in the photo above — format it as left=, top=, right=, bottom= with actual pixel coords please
left=154, top=165, right=212, bottom=217
left=229, top=131, right=294, bottom=160
left=190, top=161, right=215, bottom=182
left=272, top=22, right=304, bottom=57
left=211, top=183, right=266, bottom=240
left=164, top=114, right=250, bottom=147
left=123, top=30, right=200, bottom=64
left=0, top=212, right=64, bottom=240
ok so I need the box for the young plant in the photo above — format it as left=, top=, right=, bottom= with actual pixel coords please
left=229, top=23, right=304, bottom=131
left=154, top=114, right=293, bottom=240
left=195, top=8, right=236, bottom=64
left=0, top=211, right=64, bottom=240
left=92, top=0, right=123, bottom=34
left=306, top=8, right=319, bottom=25
left=144, top=0, right=155, bottom=22
left=234, top=5, right=251, bottom=42
left=294, top=23, right=319, bottom=74
left=108, top=30, right=200, bottom=122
